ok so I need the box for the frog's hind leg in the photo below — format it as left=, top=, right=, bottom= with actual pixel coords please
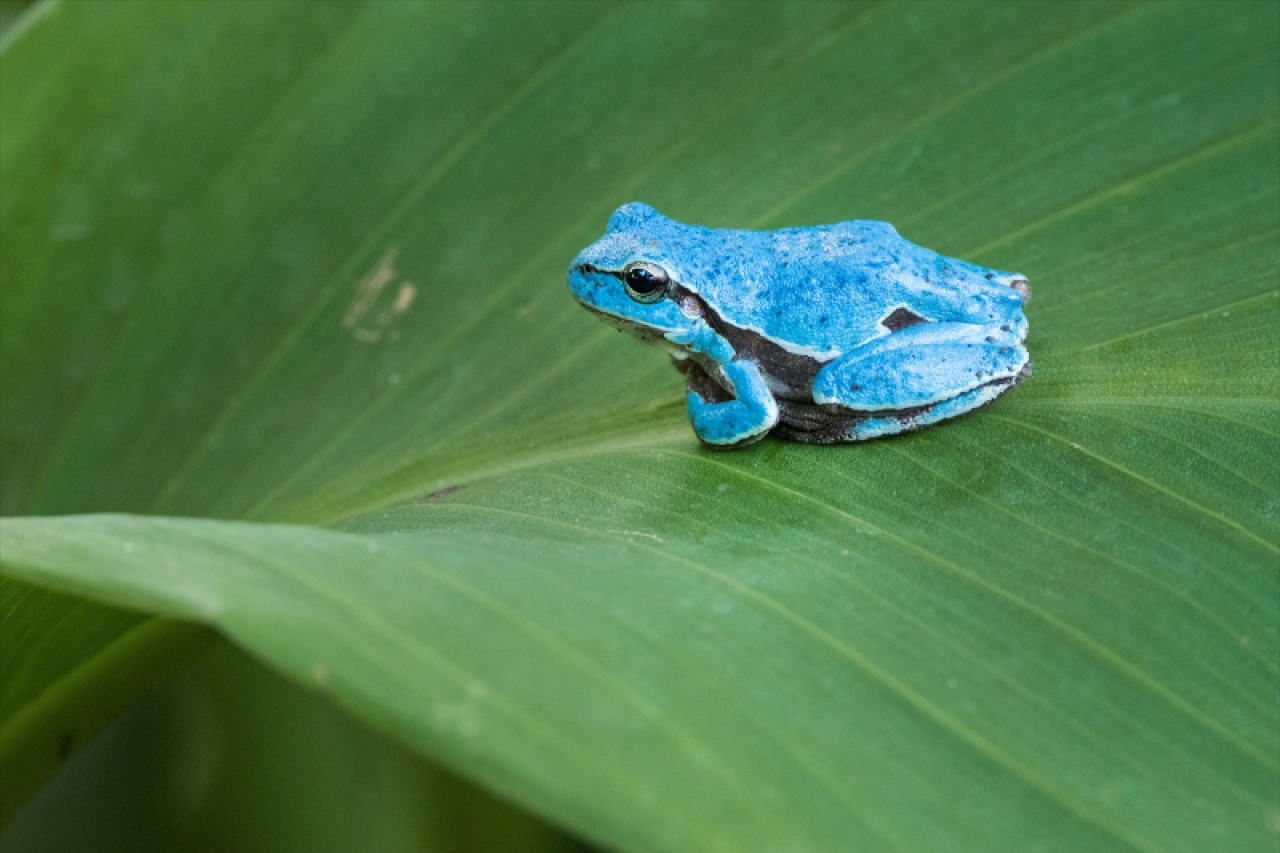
left=842, top=365, right=1027, bottom=441
left=776, top=359, right=1029, bottom=443
left=812, top=322, right=1029, bottom=413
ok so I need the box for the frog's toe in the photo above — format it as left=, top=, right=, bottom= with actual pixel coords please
left=978, top=268, right=1031, bottom=304
left=1010, top=276, right=1030, bottom=304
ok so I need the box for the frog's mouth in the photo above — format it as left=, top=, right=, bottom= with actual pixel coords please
left=579, top=303, right=666, bottom=344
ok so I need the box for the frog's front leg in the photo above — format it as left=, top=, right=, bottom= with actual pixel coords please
left=666, top=321, right=779, bottom=447
left=813, top=322, right=1029, bottom=412
left=685, top=357, right=779, bottom=447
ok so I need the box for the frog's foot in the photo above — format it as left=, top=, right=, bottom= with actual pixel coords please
left=687, top=391, right=778, bottom=447
left=812, top=322, right=1029, bottom=412
left=683, top=359, right=779, bottom=447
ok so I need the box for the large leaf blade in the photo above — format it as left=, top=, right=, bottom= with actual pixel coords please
left=4, top=504, right=1274, bottom=851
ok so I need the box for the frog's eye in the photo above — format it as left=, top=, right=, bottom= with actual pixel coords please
left=622, top=262, right=670, bottom=303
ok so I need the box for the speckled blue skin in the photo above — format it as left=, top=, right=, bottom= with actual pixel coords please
left=568, top=203, right=1030, bottom=447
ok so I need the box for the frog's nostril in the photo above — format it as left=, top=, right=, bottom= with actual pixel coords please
left=575, top=263, right=598, bottom=275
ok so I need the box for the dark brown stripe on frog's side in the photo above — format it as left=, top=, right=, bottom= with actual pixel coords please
left=670, top=285, right=823, bottom=401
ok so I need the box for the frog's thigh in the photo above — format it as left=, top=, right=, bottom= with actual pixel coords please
left=813, top=323, right=1028, bottom=410
left=686, top=359, right=779, bottom=447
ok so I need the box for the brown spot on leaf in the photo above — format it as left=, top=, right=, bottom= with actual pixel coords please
left=424, top=485, right=462, bottom=502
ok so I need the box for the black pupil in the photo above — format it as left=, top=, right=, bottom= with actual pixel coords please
left=626, top=267, right=663, bottom=294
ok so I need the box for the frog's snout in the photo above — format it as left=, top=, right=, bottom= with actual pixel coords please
left=567, top=259, right=613, bottom=309
left=568, top=261, right=602, bottom=289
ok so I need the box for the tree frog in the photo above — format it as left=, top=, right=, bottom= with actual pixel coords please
left=567, top=202, right=1031, bottom=447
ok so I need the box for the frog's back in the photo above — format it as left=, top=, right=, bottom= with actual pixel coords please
left=690, top=219, right=1025, bottom=360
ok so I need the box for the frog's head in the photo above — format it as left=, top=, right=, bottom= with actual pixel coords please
left=567, top=202, right=701, bottom=347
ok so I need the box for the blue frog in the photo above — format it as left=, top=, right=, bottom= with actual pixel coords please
left=567, top=203, right=1031, bottom=447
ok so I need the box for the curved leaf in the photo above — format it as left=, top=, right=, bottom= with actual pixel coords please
left=2, top=1, right=1277, bottom=850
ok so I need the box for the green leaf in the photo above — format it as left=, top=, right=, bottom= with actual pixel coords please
left=2, top=1, right=1278, bottom=850
left=3, top=634, right=581, bottom=853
